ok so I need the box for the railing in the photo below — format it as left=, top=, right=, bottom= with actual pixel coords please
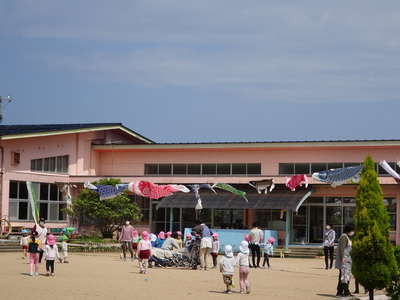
left=66, top=242, right=122, bottom=253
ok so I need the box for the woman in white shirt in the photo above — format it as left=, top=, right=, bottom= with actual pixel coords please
left=323, top=223, right=336, bottom=269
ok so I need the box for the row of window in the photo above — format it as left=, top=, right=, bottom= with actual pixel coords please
left=145, top=162, right=396, bottom=176
left=279, top=162, right=399, bottom=175
left=145, top=163, right=261, bottom=176
left=8, top=181, right=67, bottom=222
left=31, top=155, right=69, bottom=174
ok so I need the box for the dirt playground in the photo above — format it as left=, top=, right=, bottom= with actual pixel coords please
left=0, top=252, right=387, bottom=300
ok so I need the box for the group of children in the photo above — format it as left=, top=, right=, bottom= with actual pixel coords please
left=21, top=223, right=276, bottom=292
left=21, top=229, right=69, bottom=276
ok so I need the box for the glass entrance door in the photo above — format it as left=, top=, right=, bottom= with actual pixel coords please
left=309, top=206, right=323, bottom=243
left=291, top=206, right=308, bottom=243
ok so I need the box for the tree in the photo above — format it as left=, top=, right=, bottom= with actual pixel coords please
left=351, top=155, right=397, bottom=300
left=66, top=178, right=142, bottom=238
left=386, top=246, right=400, bottom=300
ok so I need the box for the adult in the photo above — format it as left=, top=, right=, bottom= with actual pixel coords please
left=323, top=223, right=336, bottom=269
left=161, top=234, right=180, bottom=251
left=192, top=219, right=212, bottom=271
left=249, top=222, right=263, bottom=268
left=335, top=223, right=355, bottom=298
left=32, top=218, right=48, bottom=263
left=119, top=220, right=134, bottom=261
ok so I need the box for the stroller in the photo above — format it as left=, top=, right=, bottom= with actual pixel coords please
left=150, top=246, right=198, bottom=268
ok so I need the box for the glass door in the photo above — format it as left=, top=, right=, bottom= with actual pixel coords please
left=309, top=206, right=324, bottom=243
left=291, top=206, right=308, bottom=243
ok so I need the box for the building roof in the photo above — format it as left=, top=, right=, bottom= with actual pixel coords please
left=0, top=123, right=155, bottom=144
left=157, top=184, right=314, bottom=211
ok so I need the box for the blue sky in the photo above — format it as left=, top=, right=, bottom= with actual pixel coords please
left=1, top=1, right=399, bottom=143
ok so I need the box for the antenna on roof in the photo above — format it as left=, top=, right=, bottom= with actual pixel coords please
left=0, top=94, right=12, bottom=124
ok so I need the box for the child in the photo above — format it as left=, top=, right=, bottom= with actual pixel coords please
left=149, top=233, right=157, bottom=248
left=235, top=240, right=251, bottom=294
left=20, top=230, right=29, bottom=259
left=132, top=230, right=140, bottom=259
left=137, top=231, right=152, bottom=274
left=28, top=230, right=41, bottom=276
left=44, top=234, right=60, bottom=276
left=244, top=234, right=252, bottom=268
left=244, top=234, right=250, bottom=243
left=32, top=218, right=48, bottom=264
left=219, top=245, right=235, bottom=294
left=210, top=233, right=220, bottom=269
left=262, top=237, right=275, bottom=269
left=155, top=231, right=165, bottom=248
left=175, top=231, right=183, bottom=248
left=59, top=235, right=69, bottom=263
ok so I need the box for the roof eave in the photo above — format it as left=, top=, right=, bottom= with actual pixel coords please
left=0, top=124, right=155, bottom=144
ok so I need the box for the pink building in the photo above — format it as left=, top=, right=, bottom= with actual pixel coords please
left=1, top=123, right=399, bottom=246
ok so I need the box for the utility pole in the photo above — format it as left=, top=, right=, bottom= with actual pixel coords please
left=0, top=95, right=12, bottom=124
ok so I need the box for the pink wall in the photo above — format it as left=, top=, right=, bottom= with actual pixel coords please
left=2, top=128, right=400, bottom=243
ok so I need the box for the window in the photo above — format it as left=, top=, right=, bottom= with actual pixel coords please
left=247, top=163, right=261, bottom=175
left=159, top=164, right=172, bottom=175
left=232, top=164, right=246, bottom=174
left=202, top=164, right=216, bottom=175
left=130, top=195, right=150, bottom=225
left=31, top=155, right=69, bottom=174
left=311, top=163, right=326, bottom=174
left=279, top=162, right=363, bottom=175
left=279, top=163, right=294, bottom=175
left=173, top=164, right=187, bottom=175
left=188, top=164, right=201, bottom=175
left=144, top=163, right=261, bottom=176
left=217, top=164, right=231, bottom=175
left=294, top=163, right=310, bottom=174
left=11, top=152, right=20, bottom=164
left=8, top=181, right=67, bottom=222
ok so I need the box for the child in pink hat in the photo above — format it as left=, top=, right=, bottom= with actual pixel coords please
left=132, top=230, right=140, bottom=259
left=261, top=237, right=275, bottom=269
left=44, top=234, right=60, bottom=276
left=137, top=231, right=152, bottom=274
left=210, top=233, right=220, bottom=269
left=174, top=231, right=183, bottom=248
left=155, top=231, right=165, bottom=248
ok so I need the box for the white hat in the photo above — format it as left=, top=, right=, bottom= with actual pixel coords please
left=239, top=240, right=249, bottom=254
left=224, top=245, right=233, bottom=258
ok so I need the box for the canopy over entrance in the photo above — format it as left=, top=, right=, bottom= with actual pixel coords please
left=157, top=184, right=314, bottom=211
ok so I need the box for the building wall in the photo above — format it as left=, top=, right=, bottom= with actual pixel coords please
left=1, top=127, right=400, bottom=244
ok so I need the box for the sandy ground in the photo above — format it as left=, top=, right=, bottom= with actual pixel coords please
left=0, top=252, right=388, bottom=300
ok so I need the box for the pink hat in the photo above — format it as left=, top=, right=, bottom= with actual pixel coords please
left=142, top=231, right=149, bottom=241
left=166, top=231, right=172, bottom=237
left=212, top=233, right=218, bottom=238
left=244, top=234, right=250, bottom=242
left=133, top=230, right=138, bottom=237
left=158, top=231, right=165, bottom=239
left=186, top=233, right=192, bottom=239
left=268, top=237, right=276, bottom=243
left=177, top=231, right=182, bottom=236
left=47, top=234, right=56, bottom=246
